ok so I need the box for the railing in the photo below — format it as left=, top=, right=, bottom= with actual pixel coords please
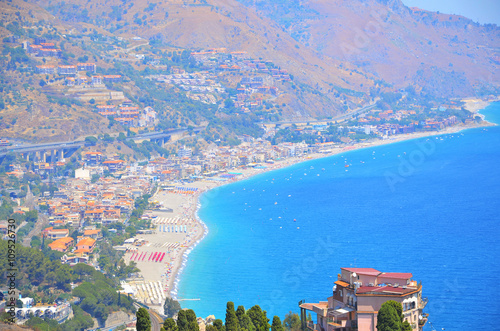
left=419, top=297, right=428, bottom=309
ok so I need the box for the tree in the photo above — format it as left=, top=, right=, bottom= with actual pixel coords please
left=271, top=316, right=284, bottom=331
left=164, top=297, right=181, bottom=318
left=236, top=305, right=255, bottom=331
left=85, top=136, right=98, bottom=146
left=163, top=318, right=179, bottom=331
left=402, top=321, right=412, bottom=331
left=282, top=312, right=301, bottom=331
left=137, top=307, right=151, bottom=331
left=226, top=302, right=240, bottom=331
left=376, top=301, right=401, bottom=331
left=386, top=300, right=403, bottom=322
left=177, top=309, right=198, bottom=331
left=213, top=319, right=225, bottom=331
left=248, top=306, right=270, bottom=331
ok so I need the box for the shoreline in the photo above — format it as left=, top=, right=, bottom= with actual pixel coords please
left=131, top=100, right=498, bottom=313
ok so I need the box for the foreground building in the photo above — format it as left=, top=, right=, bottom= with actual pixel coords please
left=299, top=268, right=428, bottom=331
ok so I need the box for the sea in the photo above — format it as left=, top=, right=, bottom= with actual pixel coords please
left=177, top=102, right=500, bottom=331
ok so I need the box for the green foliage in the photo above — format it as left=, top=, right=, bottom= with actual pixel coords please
left=62, top=304, right=95, bottom=330
left=225, top=302, right=239, bottom=331
left=213, top=319, right=225, bottom=331
left=24, top=316, right=60, bottom=331
left=402, top=321, right=412, bottom=331
left=282, top=312, right=301, bottom=331
left=271, top=316, right=284, bottom=331
left=163, top=317, right=179, bottom=331
left=376, top=300, right=402, bottom=331
left=177, top=309, right=199, bottom=331
left=137, top=307, right=152, bottom=331
left=247, top=305, right=270, bottom=331
left=236, top=305, right=255, bottom=331
left=72, top=279, right=135, bottom=322
left=164, top=297, right=181, bottom=318
left=91, top=173, right=100, bottom=183
left=85, top=136, right=98, bottom=146
left=0, top=239, right=74, bottom=289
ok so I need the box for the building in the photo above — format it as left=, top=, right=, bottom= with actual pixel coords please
left=299, top=267, right=428, bottom=331
left=36, top=65, right=56, bottom=74
left=91, top=75, right=103, bottom=85
left=103, top=159, right=126, bottom=172
left=75, top=237, right=96, bottom=254
left=178, top=147, right=192, bottom=158
left=84, top=151, right=103, bottom=165
left=43, top=228, right=70, bottom=240
left=77, top=63, right=96, bottom=73
left=58, top=65, right=77, bottom=75
left=48, top=237, right=74, bottom=252
left=83, top=229, right=102, bottom=240
left=103, top=75, right=122, bottom=83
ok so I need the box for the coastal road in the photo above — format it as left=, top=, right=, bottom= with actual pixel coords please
left=149, top=309, right=163, bottom=331
left=0, top=126, right=205, bottom=157
left=260, top=100, right=378, bottom=126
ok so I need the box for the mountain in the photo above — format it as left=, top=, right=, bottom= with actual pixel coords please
left=238, top=0, right=500, bottom=98
left=0, top=0, right=499, bottom=142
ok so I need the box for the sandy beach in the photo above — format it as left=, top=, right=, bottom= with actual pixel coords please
left=123, top=99, right=497, bottom=314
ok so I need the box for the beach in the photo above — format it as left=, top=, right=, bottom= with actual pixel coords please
left=124, top=99, right=497, bottom=314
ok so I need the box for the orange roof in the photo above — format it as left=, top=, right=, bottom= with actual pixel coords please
left=334, top=280, right=350, bottom=287
left=103, top=160, right=125, bottom=164
left=77, top=238, right=96, bottom=246
left=57, top=237, right=74, bottom=244
left=85, top=209, right=104, bottom=214
left=84, top=229, right=100, bottom=235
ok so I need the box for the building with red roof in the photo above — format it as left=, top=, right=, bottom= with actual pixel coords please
left=299, top=267, right=427, bottom=331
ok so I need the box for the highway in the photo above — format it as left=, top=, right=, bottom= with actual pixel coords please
left=0, top=126, right=204, bottom=157
left=260, top=101, right=377, bottom=126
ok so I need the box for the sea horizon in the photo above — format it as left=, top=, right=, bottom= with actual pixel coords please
left=177, top=102, right=500, bottom=331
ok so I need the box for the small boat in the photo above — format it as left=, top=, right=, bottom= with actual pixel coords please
left=345, top=164, right=349, bottom=168
left=293, top=219, right=296, bottom=222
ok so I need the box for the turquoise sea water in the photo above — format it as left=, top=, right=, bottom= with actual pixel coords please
left=178, top=102, right=500, bottom=331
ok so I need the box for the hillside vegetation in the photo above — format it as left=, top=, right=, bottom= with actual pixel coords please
left=0, top=0, right=498, bottom=143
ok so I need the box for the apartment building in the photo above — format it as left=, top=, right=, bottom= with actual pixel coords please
left=299, top=267, right=428, bottom=331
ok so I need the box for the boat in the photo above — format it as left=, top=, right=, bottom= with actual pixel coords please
left=345, top=164, right=349, bottom=168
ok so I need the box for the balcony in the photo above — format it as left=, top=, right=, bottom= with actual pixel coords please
left=327, top=317, right=352, bottom=330
left=419, top=297, right=428, bottom=309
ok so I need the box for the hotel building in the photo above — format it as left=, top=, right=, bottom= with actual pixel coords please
left=299, top=268, right=428, bottom=331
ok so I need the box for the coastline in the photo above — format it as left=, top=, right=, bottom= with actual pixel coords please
left=129, top=100, right=497, bottom=313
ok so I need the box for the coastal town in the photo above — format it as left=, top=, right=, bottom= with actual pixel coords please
left=0, top=95, right=490, bottom=323
left=0, top=0, right=499, bottom=329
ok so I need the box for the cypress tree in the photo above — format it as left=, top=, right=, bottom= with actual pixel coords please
left=271, top=316, right=284, bottom=331
left=236, top=305, right=255, bottom=331
left=376, top=301, right=401, bottom=331
left=136, top=307, right=152, bottom=331
left=225, top=302, right=240, bottom=331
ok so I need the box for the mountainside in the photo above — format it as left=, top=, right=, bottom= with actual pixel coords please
left=0, top=0, right=499, bottom=142
left=35, top=0, right=500, bottom=98
left=235, top=0, right=500, bottom=97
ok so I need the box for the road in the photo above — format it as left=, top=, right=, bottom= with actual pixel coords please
left=22, top=214, right=49, bottom=247
left=0, top=126, right=204, bottom=157
left=260, top=101, right=377, bottom=126
left=149, top=309, right=163, bottom=331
